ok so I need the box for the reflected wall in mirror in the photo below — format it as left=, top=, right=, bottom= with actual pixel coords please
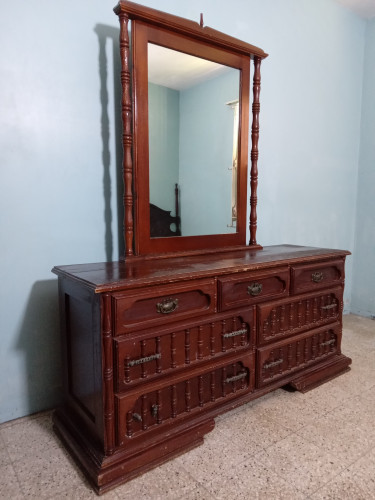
left=148, top=44, right=240, bottom=237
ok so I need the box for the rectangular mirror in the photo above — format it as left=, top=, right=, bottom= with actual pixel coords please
left=133, top=21, right=250, bottom=255
left=148, top=44, right=240, bottom=237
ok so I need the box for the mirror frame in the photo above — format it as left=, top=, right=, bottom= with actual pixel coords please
left=114, top=1, right=268, bottom=257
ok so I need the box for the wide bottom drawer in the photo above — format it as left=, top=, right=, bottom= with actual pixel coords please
left=116, top=355, right=254, bottom=446
left=257, top=323, right=341, bottom=388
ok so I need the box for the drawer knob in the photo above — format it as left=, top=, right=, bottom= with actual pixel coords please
left=247, top=282, right=263, bottom=296
left=311, top=271, right=324, bottom=283
left=156, top=298, right=179, bottom=314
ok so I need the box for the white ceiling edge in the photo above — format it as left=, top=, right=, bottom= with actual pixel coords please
left=333, top=0, right=375, bottom=19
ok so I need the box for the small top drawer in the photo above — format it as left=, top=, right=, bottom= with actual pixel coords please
left=112, top=279, right=216, bottom=335
left=218, top=268, right=289, bottom=312
left=291, top=259, right=345, bottom=294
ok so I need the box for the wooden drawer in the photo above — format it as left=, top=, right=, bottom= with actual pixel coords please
left=115, top=354, right=255, bottom=446
left=112, top=279, right=216, bottom=335
left=291, top=259, right=345, bottom=294
left=114, top=309, right=254, bottom=391
left=256, top=323, right=341, bottom=388
left=218, top=268, right=289, bottom=312
left=257, top=287, right=343, bottom=345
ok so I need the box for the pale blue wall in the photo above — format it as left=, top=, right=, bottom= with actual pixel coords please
left=351, top=19, right=375, bottom=318
left=148, top=83, right=180, bottom=212
left=0, top=0, right=368, bottom=423
left=179, top=70, right=239, bottom=236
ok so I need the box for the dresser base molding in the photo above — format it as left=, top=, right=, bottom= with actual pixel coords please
left=286, top=353, right=352, bottom=393
left=53, top=409, right=215, bottom=495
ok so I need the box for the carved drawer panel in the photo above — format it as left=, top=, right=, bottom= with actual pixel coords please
left=257, top=287, right=343, bottom=345
left=114, top=309, right=254, bottom=391
left=291, top=259, right=345, bottom=294
left=112, top=279, right=216, bottom=335
left=257, top=323, right=341, bottom=388
left=115, top=355, right=254, bottom=446
left=218, top=268, right=289, bottom=312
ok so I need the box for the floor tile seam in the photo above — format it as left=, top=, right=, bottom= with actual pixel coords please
left=1, top=460, right=27, bottom=499
left=247, top=433, right=350, bottom=495
left=292, top=425, right=375, bottom=461
left=299, top=453, right=373, bottom=500
left=165, top=460, right=213, bottom=494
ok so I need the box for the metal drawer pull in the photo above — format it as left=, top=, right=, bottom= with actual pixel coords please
left=128, top=353, right=161, bottom=367
left=264, top=359, right=283, bottom=369
left=132, top=413, right=142, bottom=422
left=311, top=271, right=324, bottom=283
left=156, top=298, right=179, bottom=314
left=320, top=339, right=335, bottom=347
left=223, top=328, right=247, bottom=338
left=225, top=372, right=247, bottom=384
left=321, top=302, right=337, bottom=310
left=247, top=282, right=263, bottom=296
left=151, top=405, right=159, bottom=418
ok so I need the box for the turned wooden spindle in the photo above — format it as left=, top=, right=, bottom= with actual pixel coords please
left=102, top=294, right=115, bottom=454
left=119, top=13, right=134, bottom=257
left=249, top=56, right=262, bottom=246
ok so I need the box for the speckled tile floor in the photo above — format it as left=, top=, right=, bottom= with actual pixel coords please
left=1, top=314, right=374, bottom=500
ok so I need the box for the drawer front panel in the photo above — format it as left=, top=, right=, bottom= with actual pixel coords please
left=113, top=279, right=216, bottom=335
left=114, top=309, right=254, bottom=391
left=257, top=323, right=341, bottom=388
left=218, top=268, right=289, bottom=312
left=291, top=259, right=345, bottom=294
left=257, top=287, right=343, bottom=345
left=116, top=356, right=254, bottom=446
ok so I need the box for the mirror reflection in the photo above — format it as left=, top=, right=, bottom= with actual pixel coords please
left=148, top=43, right=240, bottom=238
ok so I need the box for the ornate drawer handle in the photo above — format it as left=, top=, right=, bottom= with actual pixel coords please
left=225, top=372, right=247, bottom=384
left=320, top=339, right=335, bottom=347
left=151, top=404, right=159, bottom=418
left=264, top=359, right=283, bottom=369
left=132, top=413, right=142, bottom=422
left=311, top=271, right=324, bottom=283
left=128, top=353, right=161, bottom=367
left=156, top=298, right=179, bottom=314
left=247, top=282, right=263, bottom=296
left=223, top=328, right=247, bottom=338
left=321, top=302, right=337, bottom=310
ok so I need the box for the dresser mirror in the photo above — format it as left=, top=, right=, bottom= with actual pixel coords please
left=115, top=0, right=267, bottom=256
left=148, top=44, right=240, bottom=238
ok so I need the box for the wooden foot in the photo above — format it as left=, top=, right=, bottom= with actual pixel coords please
left=286, top=354, right=352, bottom=393
left=53, top=410, right=215, bottom=495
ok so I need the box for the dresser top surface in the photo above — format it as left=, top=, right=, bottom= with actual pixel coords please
left=52, top=245, right=350, bottom=292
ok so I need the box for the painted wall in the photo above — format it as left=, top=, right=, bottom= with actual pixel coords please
left=351, top=18, right=375, bottom=318
left=0, top=0, right=367, bottom=423
left=179, top=69, right=239, bottom=236
left=148, top=82, right=180, bottom=213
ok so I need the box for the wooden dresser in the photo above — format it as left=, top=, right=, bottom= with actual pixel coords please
left=52, top=1, right=352, bottom=494
left=52, top=245, right=351, bottom=494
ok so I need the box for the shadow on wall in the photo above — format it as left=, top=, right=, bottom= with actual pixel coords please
left=94, top=23, right=125, bottom=260
left=15, top=280, right=62, bottom=416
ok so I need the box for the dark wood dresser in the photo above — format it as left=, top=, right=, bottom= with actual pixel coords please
left=52, top=245, right=351, bottom=494
left=52, top=1, right=352, bottom=494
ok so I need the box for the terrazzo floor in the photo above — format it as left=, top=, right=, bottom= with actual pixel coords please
left=1, top=314, right=374, bottom=499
